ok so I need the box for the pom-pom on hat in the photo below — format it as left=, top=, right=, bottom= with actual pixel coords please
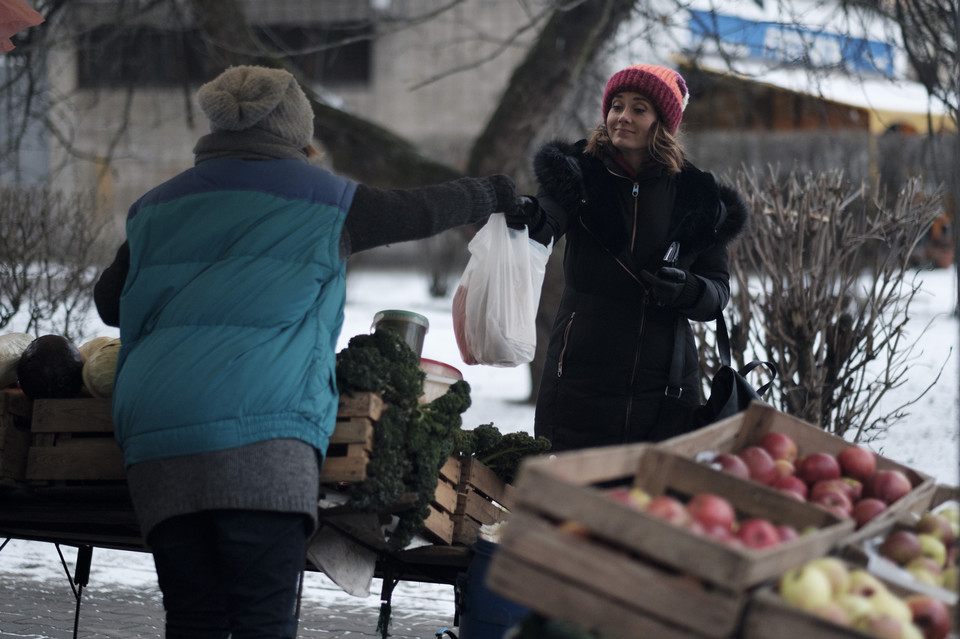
left=602, top=64, right=689, bottom=134
left=197, top=65, right=315, bottom=149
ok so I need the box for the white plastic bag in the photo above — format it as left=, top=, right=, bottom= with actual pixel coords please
left=452, top=213, right=551, bottom=367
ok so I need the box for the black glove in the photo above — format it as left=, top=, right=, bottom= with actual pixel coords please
left=505, top=195, right=539, bottom=230
left=640, top=267, right=701, bottom=308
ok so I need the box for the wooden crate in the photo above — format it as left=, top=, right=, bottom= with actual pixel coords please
left=488, top=511, right=741, bottom=639
left=838, top=483, right=959, bottom=607
left=0, top=390, right=31, bottom=487
left=420, top=454, right=461, bottom=545
left=27, top=396, right=121, bottom=481
left=659, top=401, right=937, bottom=538
left=487, top=444, right=855, bottom=637
left=742, top=563, right=958, bottom=639
left=21, top=393, right=385, bottom=484
left=452, top=455, right=514, bottom=545
left=319, top=392, right=382, bottom=483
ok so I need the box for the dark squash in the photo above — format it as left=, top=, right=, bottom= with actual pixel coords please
left=17, top=334, right=85, bottom=399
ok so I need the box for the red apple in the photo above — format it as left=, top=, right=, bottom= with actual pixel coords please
left=906, top=594, right=952, bottom=639
left=812, top=489, right=853, bottom=516
left=714, top=453, right=750, bottom=479
left=842, top=477, right=864, bottom=501
left=810, top=478, right=858, bottom=503
left=759, top=431, right=798, bottom=463
left=736, top=518, right=781, bottom=549
left=866, top=469, right=913, bottom=505
left=837, top=445, right=877, bottom=481
left=776, top=524, right=800, bottom=543
left=851, top=497, right=888, bottom=528
left=774, top=459, right=796, bottom=479
left=796, top=452, right=842, bottom=485
left=739, top=446, right=778, bottom=485
left=772, top=475, right=809, bottom=499
left=879, top=529, right=924, bottom=565
left=686, top=493, right=736, bottom=533
left=646, top=495, right=690, bottom=526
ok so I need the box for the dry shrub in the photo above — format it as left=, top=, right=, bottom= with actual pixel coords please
left=698, top=166, right=948, bottom=442
left=0, top=185, right=110, bottom=342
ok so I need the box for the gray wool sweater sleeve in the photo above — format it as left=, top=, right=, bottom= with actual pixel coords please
left=340, top=175, right=516, bottom=257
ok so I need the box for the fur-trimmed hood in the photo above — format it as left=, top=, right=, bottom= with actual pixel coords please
left=533, top=139, right=748, bottom=258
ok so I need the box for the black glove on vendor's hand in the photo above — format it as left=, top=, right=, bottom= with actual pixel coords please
left=640, top=267, right=703, bottom=308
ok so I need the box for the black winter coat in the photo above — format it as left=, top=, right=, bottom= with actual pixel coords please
left=532, top=139, right=749, bottom=452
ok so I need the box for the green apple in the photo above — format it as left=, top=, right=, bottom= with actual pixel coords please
left=918, top=533, right=948, bottom=568
left=779, top=564, right=833, bottom=611
left=836, top=593, right=875, bottom=622
left=869, top=589, right=913, bottom=624
left=847, top=569, right=888, bottom=598
left=854, top=613, right=911, bottom=639
left=806, top=556, right=851, bottom=597
left=938, top=504, right=959, bottom=535
left=808, top=602, right=850, bottom=625
left=941, top=565, right=958, bottom=592
left=905, top=556, right=944, bottom=587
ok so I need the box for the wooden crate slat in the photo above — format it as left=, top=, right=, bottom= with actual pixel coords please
left=336, top=393, right=383, bottom=420
left=510, top=445, right=855, bottom=591
left=0, top=413, right=30, bottom=482
left=433, top=475, right=458, bottom=515
left=1, top=389, right=32, bottom=418
left=328, top=418, right=374, bottom=447
left=420, top=503, right=454, bottom=545
left=32, top=398, right=113, bottom=433
left=26, top=440, right=125, bottom=480
left=495, top=511, right=746, bottom=637
left=438, top=455, right=461, bottom=485
left=487, top=545, right=719, bottom=639
left=318, top=452, right=369, bottom=483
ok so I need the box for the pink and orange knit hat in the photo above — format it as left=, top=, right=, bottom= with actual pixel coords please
left=602, top=64, right=689, bottom=134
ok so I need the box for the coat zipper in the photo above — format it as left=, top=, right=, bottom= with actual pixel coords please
left=623, top=304, right=646, bottom=440
left=556, top=311, right=576, bottom=377
left=630, top=182, right=639, bottom=251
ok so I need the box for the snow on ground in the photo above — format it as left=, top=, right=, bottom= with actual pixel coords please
left=2, top=263, right=958, bottom=617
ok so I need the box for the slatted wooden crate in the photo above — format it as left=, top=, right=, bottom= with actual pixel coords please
left=21, top=393, right=384, bottom=484
left=837, top=482, right=960, bottom=607
left=741, top=560, right=958, bottom=639
left=487, top=444, right=855, bottom=638
left=452, top=455, right=513, bottom=545
left=0, top=389, right=31, bottom=488
left=659, top=401, right=937, bottom=539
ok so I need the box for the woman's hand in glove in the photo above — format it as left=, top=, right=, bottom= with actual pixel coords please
left=640, top=267, right=702, bottom=308
left=505, top=196, right=554, bottom=246
left=505, top=195, right=539, bottom=229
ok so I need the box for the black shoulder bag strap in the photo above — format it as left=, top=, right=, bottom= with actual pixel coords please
left=666, top=313, right=777, bottom=399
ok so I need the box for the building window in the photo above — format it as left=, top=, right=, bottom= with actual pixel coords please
left=77, top=25, right=214, bottom=88
left=256, top=23, right=373, bottom=86
left=77, top=22, right=373, bottom=89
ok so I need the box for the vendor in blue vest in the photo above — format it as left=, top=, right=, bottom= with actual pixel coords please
left=94, top=65, right=535, bottom=639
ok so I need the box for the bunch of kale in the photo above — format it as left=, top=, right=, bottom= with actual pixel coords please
left=453, top=423, right=551, bottom=484
left=335, top=329, right=469, bottom=549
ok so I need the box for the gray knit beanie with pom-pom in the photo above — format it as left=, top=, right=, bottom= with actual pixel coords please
left=197, top=65, right=315, bottom=149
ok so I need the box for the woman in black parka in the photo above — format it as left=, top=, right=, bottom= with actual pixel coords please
left=522, top=64, right=749, bottom=452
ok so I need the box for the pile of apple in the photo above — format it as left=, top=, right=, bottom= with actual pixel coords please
left=710, top=431, right=914, bottom=528
left=601, top=486, right=803, bottom=550
left=876, top=504, right=959, bottom=592
left=778, top=556, right=952, bottom=639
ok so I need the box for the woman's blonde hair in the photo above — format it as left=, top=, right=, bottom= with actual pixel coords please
left=584, top=120, right=685, bottom=175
